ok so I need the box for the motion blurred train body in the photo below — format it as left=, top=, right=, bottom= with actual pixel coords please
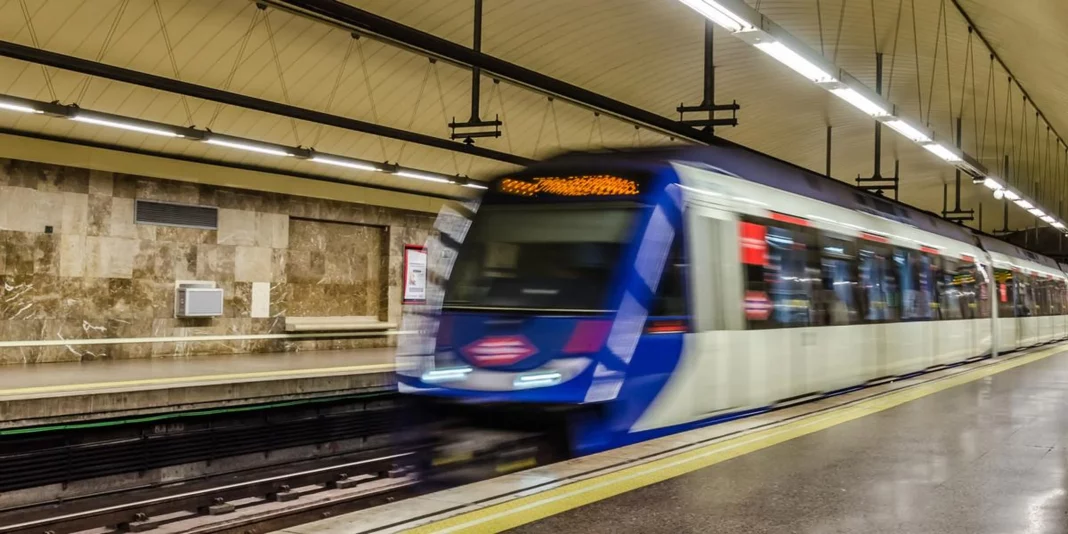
left=398, top=143, right=1068, bottom=465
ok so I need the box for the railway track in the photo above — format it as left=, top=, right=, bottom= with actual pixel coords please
left=0, top=450, right=419, bottom=534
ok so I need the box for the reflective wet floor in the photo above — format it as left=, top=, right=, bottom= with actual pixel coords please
left=511, top=350, right=1068, bottom=534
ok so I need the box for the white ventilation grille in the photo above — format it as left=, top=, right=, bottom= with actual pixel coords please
left=136, top=200, right=218, bottom=229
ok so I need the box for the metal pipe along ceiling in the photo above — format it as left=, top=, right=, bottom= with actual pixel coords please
left=0, top=40, right=533, bottom=168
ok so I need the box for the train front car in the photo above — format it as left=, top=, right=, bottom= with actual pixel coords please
left=399, top=157, right=688, bottom=478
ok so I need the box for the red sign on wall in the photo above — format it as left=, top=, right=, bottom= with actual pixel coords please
left=739, top=222, right=768, bottom=266
left=999, top=283, right=1008, bottom=303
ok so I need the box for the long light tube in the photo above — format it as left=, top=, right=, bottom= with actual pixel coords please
left=982, top=177, right=1002, bottom=190
left=830, top=87, right=890, bottom=118
left=884, top=120, right=932, bottom=143
left=1042, top=215, right=1056, bottom=224
left=205, top=138, right=293, bottom=157
left=0, top=92, right=478, bottom=191
left=396, top=170, right=453, bottom=184
left=922, top=143, right=962, bottom=162
left=1029, top=208, right=1046, bottom=218
left=676, top=0, right=754, bottom=32
left=753, top=41, right=837, bottom=83
left=1016, top=199, right=1034, bottom=210
left=0, top=99, right=43, bottom=114
left=72, top=114, right=181, bottom=138
left=310, top=155, right=380, bottom=172
left=1003, top=190, right=1020, bottom=201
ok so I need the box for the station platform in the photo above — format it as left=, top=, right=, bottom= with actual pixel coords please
left=282, top=343, right=1068, bottom=534
left=0, top=349, right=395, bottom=429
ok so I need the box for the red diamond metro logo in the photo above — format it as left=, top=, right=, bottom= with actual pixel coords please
left=461, top=335, right=538, bottom=367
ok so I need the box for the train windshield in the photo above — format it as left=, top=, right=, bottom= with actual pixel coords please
left=444, top=202, right=643, bottom=312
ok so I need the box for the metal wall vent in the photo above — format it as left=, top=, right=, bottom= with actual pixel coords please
left=135, top=200, right=218, bottom=230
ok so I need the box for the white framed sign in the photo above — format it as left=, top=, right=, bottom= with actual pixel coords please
left=403, top=245, right=428, bottom=303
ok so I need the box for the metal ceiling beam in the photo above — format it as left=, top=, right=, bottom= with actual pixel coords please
left=264, top=0, right=714, bottom=146
left=0, top=40, right=531, bottom=168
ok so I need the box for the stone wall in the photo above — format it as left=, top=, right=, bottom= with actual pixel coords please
left=0, top=158, right=435, bottom=364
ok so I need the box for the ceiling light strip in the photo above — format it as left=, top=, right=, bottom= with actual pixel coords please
left=0, top=92, right=485, bottom=191
left=678, top=0, right=1063, bottom=231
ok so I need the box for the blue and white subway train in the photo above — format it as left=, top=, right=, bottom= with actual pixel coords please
left=397, top=143, right=1068, bottom=463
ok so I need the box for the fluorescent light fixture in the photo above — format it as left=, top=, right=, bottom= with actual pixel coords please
left=205, top=138, right=292, bottom=157
left=884, top=119, right=932, bottom=143
left=922, top=143, right=962, bottom=162
left=1042, top=215, right=1056, bottom=223
left=830, top=87, right=890, bottom=117
left=1003, top=190, right=1020, bottom=201
left=0, top=99, right=42, bottom=114
left=1016, top=199, right=1034, bottom=210
left=463, top=182, right=488, bottom=190
left=1029, top=208, right=1046, bottom=217
left=1054, top=222, right=1066, bottom=229
left=982, top=177, right=1002, bottom=190
left=395, top=170, right=452, bottom=184
left=753, top=41, right=837, bottom=84
left=72, top=114, right=180, bottom=138
left=676, top=0, right=754, bottom=32
left=310, top=155, right=380, bottom=172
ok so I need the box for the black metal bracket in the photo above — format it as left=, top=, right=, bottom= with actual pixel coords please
left=449, top=114, right=502, bottom=145
left=676, top=20, right=738, bottom=133
left=448, top=0, right=503, bottom=145
left=856, top=160, right=901, bottom=198
left=677, top=101, right=740, bottom=129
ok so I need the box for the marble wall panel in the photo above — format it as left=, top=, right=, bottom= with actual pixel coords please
left=0, top=185, right=36, bottom=231
left=87, top=194, right=111, bottom=236
left=135, top=176, right=199, bottom=204
left=217, top=208, right=257, bottom=246
left=85, top=236, right=138, bottom=278
left=88, top=170, right=114, bottom=196
left=235, top=246, right=272, bottom=283
left=0, top=158, right=432, bottom=363
left=155, top=226, right=216, bottom=244
left=196, top=245, right=236, bottom=281
left=109, top=197, right=137, bottom=238
left=112, top=174, right=137, bottom=199
left=61, top=192, right=88, bottom=235
left=36, top=164, right=89, bottom=194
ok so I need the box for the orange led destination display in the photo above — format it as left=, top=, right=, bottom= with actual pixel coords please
left=498, top=175, right=640, bottom=197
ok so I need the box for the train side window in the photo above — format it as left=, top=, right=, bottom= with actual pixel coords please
left=740, top=216, right=818, bottom=329
left=1015, top=273, right=1034, bottom=317
left=899, top=249, right=936, bottom=320
left=975, top=265, right=989, bottom=319
left=650, top=236, right=687, bottom=317
left=995, top=269, right=1015, bottom=318
left=858, top=242, right=899, bottom=322
left=967, top=262, right=990, bottom=319
left=940, top=258, right=965, bottom=320
left=818, top=235, right=859, bottom=325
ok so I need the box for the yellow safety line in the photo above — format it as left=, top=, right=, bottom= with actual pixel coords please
left=0, top=364, right=396, bottom=397
left=407, top=346, right=1064, bottom=533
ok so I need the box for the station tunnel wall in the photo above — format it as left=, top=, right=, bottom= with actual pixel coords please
left=0, top=158, right=435, bottom=364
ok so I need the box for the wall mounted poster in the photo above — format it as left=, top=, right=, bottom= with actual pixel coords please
left=403, top=245, right=427, bottom=303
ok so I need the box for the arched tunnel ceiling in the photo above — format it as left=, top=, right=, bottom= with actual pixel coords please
left=0, top=0, right=1064, bottom=230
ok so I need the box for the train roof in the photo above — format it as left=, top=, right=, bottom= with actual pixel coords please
left=534, top=143, right=1057, bottom=269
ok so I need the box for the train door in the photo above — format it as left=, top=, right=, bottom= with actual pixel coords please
left=632, top=202, right=747, bottom=425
